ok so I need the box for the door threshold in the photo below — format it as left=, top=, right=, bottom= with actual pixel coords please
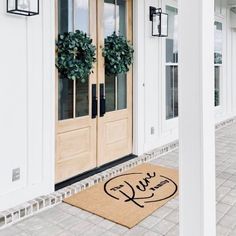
left=55, top=154, right=137, bottom=191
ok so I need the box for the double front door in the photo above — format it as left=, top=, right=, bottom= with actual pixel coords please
left=55, top=0, right=133, bottom=183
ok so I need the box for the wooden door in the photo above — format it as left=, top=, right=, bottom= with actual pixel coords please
left=97, top=0, right=133, bottom=166
left=55, top=0, right=133, bottom=183
left=55, top=0, right=97, bottom=183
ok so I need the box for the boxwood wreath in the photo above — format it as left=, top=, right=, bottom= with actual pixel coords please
left=103, top=32, right=134, bottom=76
left=56, top=30, right=96, bottom=83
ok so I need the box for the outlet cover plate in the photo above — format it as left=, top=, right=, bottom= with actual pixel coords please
left=12, top=168, right=20, bottom=182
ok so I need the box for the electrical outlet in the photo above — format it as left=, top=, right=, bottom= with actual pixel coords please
left=151, top=127, right=155, bottom=135
left=12, top=168, right=20, bottom=182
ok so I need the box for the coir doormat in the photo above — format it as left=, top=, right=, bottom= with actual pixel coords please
left=64, top=164, right=179, bottom=228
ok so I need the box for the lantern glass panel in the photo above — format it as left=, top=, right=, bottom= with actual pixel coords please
left=160, top=13, right=168, bottom=37
left=7, top=0, right=15, bottom=10
left=152, top=14, right=160, bottom=36
left=18, top=0, right=30, bottom=11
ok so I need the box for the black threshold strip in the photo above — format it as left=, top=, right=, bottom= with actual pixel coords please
left=55, top=154, right=138, bottom=191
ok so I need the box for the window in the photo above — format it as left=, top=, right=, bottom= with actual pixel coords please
left=165, top=6, right=178, bottom=120
left=214, top=21, right=223, bottom=107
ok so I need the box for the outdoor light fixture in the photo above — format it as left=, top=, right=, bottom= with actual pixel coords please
left=7, top=0, right=39, bottom=16
left=149, top=6, right=168, bottom=37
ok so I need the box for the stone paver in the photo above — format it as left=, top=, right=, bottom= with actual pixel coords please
left=1, top=123, right=236, bottom=235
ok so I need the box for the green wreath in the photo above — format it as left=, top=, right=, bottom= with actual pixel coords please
left=56, top=30, right=96, bottom=82
left=103, top=32, right=134, bottom=76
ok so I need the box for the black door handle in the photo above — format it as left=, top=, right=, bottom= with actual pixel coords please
left=100, top=83, right=106, bottom=117
left=92, top=84, right=97, bottom=119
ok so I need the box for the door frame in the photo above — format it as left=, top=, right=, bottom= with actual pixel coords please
left=54, top=0, right=134, bottom=183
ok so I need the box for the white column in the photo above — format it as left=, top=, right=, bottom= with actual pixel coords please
left=178, top=0, right=216, bottom=235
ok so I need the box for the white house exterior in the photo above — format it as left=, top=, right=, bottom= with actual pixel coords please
left=0, top=0, right=236, bottom=234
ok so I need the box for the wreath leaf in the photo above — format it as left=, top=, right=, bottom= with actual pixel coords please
left=56, top=30, right=96, bottom=82
left=103, top=32, right=134, bottom=76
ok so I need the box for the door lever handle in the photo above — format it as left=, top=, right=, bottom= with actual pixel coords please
left=100, top=83, right=106, bottom=117
left=92, top=84, right=97, bottom=119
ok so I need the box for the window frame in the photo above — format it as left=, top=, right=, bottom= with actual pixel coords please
left=161, top=0, right=179, bottom=133
left=214, top=15, right=226, bottom=118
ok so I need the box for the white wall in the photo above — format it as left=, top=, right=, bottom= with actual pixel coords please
left=0, top=1, right=55, bottom=211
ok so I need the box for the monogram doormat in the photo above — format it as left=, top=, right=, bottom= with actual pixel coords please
left=64, top=164, right=179, bottom=228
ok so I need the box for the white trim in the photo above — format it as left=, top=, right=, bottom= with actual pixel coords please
left=42, top=0, right=55, bottom=193
left=133, top=0, right=145, bottom=155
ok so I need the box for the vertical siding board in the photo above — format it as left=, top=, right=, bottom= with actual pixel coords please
left=0, top=0, right=54, bottom=210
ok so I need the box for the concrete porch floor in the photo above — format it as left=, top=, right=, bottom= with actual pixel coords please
left=1, top=123, right=236, bottom=236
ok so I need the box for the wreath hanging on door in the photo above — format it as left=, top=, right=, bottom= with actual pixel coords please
left=103, top=32, right=134, bottom=76
left=56, top=30, right=96, bottom=83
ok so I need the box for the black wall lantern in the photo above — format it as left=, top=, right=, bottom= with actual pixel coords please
left=7, top=0, right=39, bottom=16
left=150, top=6, right=168, bottom=37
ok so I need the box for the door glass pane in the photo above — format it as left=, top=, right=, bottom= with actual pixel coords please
left=104, top=0, right=128, bottom=112
left=104, top=0, right=116, bottom=37
left=166, top=66, right=178, bottom=120
left=214, top=21, right=223, bottom=64
left=105, top=75, right=116, bottom=112
left=76, top=80, right=89, bottom=117
left=166, top=6, right=178, bottom=63
left=116, top=0, right=126, bottom=36
left=215, top=66, right=220, bottom=106
left=58, top=0, right=90, bottom=121
left=58, top=76, right=74, bottom=120
left=58, top=0, right=73, bottom=34
left=74, top=0, right=90, bottom=117
left=104, top=0, right=116, bottom=112
left=58, top=0, right=74, bottom=120
left=117, top=0, right=127, bottom=110
left=117, top=73, right=127, bottom=110
left=74, top=0, right=89, bottom=33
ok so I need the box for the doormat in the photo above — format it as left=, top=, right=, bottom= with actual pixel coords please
left=64, top=164, right=179, bottom=228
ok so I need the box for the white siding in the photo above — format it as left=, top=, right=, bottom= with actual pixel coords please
left=0, top=1, right=55, bottom=211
